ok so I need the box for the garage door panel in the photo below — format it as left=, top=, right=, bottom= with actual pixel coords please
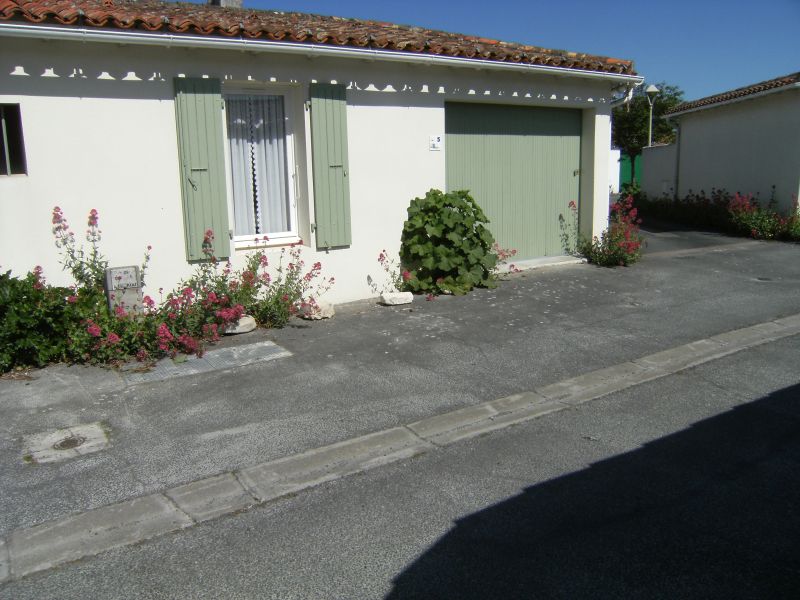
left=446, top=102, right=581, bottom=259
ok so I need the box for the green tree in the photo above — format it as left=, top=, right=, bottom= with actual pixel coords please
left=612, top=82, right=684, bottom=185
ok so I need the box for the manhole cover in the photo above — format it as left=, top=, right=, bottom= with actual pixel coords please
left=22, top=422, right=110, bottom=464
left=53, top=435, right=86, bottom=450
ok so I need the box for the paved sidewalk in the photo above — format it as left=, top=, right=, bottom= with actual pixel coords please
left=1, top=227, right=799, bottom=584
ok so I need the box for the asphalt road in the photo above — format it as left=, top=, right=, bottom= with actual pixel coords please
left=2, top=334, right=799, bottom=599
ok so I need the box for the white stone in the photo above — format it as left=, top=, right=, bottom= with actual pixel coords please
left=299, top=300, right=335, bottom=320
left=223, top=314, right=257, bottom=335
left=380, top=291, right=414, bottom=305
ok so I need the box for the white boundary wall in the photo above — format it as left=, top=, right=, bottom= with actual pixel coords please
left=641, top=144, right=677, bottom=199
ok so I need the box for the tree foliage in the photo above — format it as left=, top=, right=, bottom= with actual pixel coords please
left=612, top=82, right=684, bottom=181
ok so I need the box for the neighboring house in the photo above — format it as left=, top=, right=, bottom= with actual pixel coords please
left=641, top=72, right=800, bottom=212
left=0, top=0, right=641, bottom=303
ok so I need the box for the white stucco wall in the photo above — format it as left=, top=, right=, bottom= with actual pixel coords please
left=0, top=36, right=622, bottom=303
left=673, top=89, right=800, bottom=211
left=641, top=144, right=677, bottom=199
left=608, top=148, right=621, bottom=195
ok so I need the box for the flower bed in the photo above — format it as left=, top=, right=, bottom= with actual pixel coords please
left=0, top=208, right=334, bottom=372
left=636, top=189, right=800, bottom=241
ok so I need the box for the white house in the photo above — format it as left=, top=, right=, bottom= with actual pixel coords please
left=0, top=0, right=642, bottom=303
left=642, top=72, right=800, bottom=212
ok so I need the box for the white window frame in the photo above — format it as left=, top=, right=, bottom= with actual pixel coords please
left=221, top=83, right=302, bottom=248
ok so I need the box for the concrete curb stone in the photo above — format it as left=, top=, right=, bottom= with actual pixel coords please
left=238, top=427, right=432, bottom=503
left=165, top=473, right=257, bottom=523
left=8, top=494, right=192, bottom=580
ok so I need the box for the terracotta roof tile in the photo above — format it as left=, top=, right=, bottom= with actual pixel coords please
left=668, top=71, right=799, bottom=115
left=0, top=0, right=636, bottom=75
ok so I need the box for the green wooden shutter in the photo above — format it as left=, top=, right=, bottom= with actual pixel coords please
left=174, top=77, right=230, bottom=261
left=309, top=83, right=351, bottom=249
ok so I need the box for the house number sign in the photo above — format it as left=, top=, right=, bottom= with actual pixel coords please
left=106, top=266, right=140, bottom=290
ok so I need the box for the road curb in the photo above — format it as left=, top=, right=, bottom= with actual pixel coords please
left=2, top=312, right=799, bottom=583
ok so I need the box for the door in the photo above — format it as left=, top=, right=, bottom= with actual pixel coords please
left=445, top=102, right=581, bottom=259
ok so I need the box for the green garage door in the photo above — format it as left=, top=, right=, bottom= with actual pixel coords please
left=445, top=102, right=581, bottom=259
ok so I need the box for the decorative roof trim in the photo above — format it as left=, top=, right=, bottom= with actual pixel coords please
left=667, top=72, right=799, bottom=117
left=0, top=0, right=637, bottom=77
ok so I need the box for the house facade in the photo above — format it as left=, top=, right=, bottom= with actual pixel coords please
left=0, top=0, right=641, bottom=304
left=642, top=72, right=800, bottom=212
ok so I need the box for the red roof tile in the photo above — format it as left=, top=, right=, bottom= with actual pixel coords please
left=667, top=72, right=799, bottom=115
left=0, top=0, right=636, bottom=75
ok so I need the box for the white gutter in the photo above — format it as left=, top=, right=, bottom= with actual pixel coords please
left=668, top=82, right=799, bottom=118
left=0, top=22, right=643, bottom=85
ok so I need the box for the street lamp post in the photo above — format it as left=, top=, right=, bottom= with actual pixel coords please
left=645, top=84, right=660, bottom=147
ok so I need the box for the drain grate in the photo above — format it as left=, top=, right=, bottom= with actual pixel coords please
left=22, top=422, right=109, bottom=464
left=53, top=435, right=86, bottom=451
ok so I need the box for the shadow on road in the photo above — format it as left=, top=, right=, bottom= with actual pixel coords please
left=387, top=384, right=800, bottom=599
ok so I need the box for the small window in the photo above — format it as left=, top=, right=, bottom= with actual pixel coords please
left=0, top=104, right=27, bottom=176
left=224, top=92, right=296, bottom=240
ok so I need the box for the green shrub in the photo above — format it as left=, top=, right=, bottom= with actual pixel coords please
left=247, top=243, right=334, bottom=328
left=0, top=268, right=72, bottom=371
left=399, top=189, right=497, bottom=295
left=577, top=196, right=644, bottom=267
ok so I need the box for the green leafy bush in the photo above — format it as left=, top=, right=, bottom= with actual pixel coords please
left=400, top=189, right=497, bottom=295
left=0, top=268, right=71, bottom=371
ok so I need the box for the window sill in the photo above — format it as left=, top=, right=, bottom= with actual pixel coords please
left=233, top=236, right=304, bottom=252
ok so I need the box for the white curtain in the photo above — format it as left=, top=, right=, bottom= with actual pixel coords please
left=226, top=95, right=291, bottom=236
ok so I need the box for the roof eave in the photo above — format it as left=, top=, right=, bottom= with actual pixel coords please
left=667, top=82, right=800, bottom=119
left=0, top=22, right=643, bottom=85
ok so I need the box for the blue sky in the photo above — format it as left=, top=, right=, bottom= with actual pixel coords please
left=192, top=0, right=798, bottom=101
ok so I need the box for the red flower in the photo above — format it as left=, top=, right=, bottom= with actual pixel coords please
left=86, top=321, right=102, bottom=338
left=87, top=209, right=99, bottom=228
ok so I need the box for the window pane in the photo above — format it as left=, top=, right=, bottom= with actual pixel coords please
left=251, top=96, right=291, bottom=235
left=225, top=95, right=291, bottom=237
left=226, top=97, right=257, bottom=236
left=1, top=104, right=27, bottom=176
